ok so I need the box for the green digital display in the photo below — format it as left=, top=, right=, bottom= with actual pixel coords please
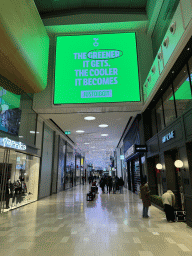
left=54, top=33, right=140, bottom=104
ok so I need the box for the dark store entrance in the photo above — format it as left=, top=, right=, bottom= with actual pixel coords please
left=147, top=155, right=160, bottom=196
left=164, top=148, right=184, bottom=211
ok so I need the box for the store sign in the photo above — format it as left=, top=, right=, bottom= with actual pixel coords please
left=125, top=145, right=135, bottom=159
left=135, top=145, right=147, bottom=152
left=0, top=137, right=27, bottom=151
left=162, top=130, right=175, bottom=143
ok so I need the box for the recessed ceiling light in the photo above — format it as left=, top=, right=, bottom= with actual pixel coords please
left=99, top=124, right=108, bottom=128
left=172, top=71, right=174, bottom=73
left=84, top=116, right=95, bottom=120
left=187, top=48, right=190, bottom=50
left=84, top=143, right=89, bottom=144
left=76, top=130, right=85, bottom=133
left=101, top=134, right=108, bottom=136
left=91, top=146, right=95, bottom=148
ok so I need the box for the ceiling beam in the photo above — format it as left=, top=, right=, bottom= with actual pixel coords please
left=0, top=0, right=49, bottom=94
left=40, top=7, right=146, bottom=19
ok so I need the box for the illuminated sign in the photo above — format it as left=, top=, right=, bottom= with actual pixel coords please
left=125, top=145, right=135, bottom=159
left=65, top=131, right=71, bottom=135
left=135, top=145, right=147, bottom=152
left=125, top=145, right=147, bottom=159
left=162, top=131, right=175, bottom=143
left=0, top=137, right=26, bottom=150
left=120, top=155, right=124, bottom=160
left=54, top=33, right=140, bottom=104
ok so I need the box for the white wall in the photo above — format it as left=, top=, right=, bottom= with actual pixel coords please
left=38, top=124, right=53, bottom=199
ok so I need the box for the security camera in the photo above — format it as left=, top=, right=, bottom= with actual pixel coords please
left=170, top=22, right=176, bottom=34
left=157, top=52, right=163, bottom=60
left=163, top=37, right=169, bottom=48
left=152, top=66, right=156, bottom=74
left=147, top=76, right=151, bottom=83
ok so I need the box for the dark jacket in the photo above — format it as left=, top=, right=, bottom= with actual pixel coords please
left=119, top=178, right=124, bottom=186
left=140, top=183, right=151, bottom=207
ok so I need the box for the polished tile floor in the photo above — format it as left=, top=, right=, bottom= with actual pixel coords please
left=0, top=184, right=192, bottom=256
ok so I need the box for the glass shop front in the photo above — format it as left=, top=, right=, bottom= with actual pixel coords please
left=0, top=147, right=40, bottom=213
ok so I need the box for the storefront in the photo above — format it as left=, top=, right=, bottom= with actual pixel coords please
left=125, top=145, right=147, bottom=194
left=146, top=118, right=189, bottom=211
left=75, top=154, right=81, bottom=185
left=123, top=115, right=146, bottom=194
left=65, top=143, right=75, bottom=189
left=0, top=137, right=40, bottom=213
left=143, top=40, right=192, bottom=226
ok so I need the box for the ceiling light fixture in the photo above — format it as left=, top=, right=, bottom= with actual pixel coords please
left=76, top=130, right=85, bottom=133
left=84, top=116, right=95, bottom=120
left=101, top=134, right=108, bottom=136
left=84, top=143, right=90, bottom=144
left=99, top=124, right=108, bottom=128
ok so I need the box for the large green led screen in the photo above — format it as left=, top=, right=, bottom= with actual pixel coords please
left=54, top=33, right=140, bottom=104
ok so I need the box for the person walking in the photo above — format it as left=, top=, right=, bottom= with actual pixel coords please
left=119, top=177, right=124, bottom=194
left=100, top=177, right=105, bottom=193
left=162, top=189, right=175, bottom=222
left=112, top=177, right=116, bottom=194
left=140, top=180, right=151, bottom=218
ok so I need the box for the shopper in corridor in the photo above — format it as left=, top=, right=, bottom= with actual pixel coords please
left=140, top=180, right=151, bottom=218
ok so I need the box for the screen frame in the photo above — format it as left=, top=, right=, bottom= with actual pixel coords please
left=53, top=31, right=141, bottom=106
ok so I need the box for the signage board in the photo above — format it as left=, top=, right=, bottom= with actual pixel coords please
left=162, top=130, right=175, bottom=143
left=125, top=145, right=135, bottom=159
left=0, top=137, right=26, bottom=150
left=54, top=33, right=140, bottom=104
left=135, top=145, right=147, bottom=152
left=120, top=155, right=124, bottom=160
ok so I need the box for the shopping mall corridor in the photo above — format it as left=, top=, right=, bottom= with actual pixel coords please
left=0, top=184, right=192, bottom=256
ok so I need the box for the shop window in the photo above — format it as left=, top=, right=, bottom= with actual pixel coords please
left=156, top=99, right=165, bottom=132
left=35, top=115, right=43, bottom=156
left=0, top=87, right=21, bottom=136
left=173, top=65, right=192, bottom=117
left=151, top=107, right=158, bottom=137
left=19, top=94, right=37, bottom=147
left=162, top=83, right=176, bottom=127
left=66, top=144, right=74, bottom=189
left=0, top=149, right=40, bottom=212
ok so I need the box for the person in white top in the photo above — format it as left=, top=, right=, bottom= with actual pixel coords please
left=162, top=190, right=176, bottom=222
